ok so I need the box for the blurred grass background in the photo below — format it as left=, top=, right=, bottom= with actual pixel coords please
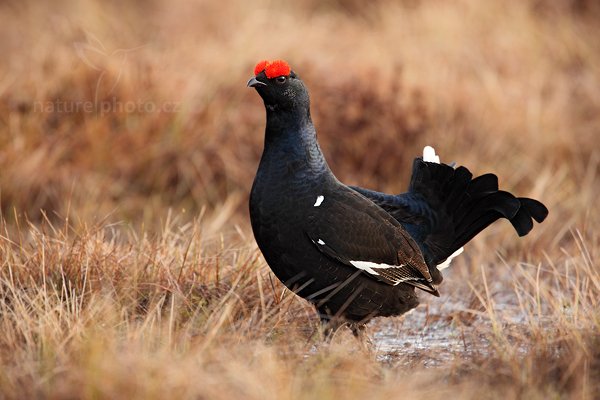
left=0, top=0, right=599, bottom=399
left=1, top=0, right=597, bottom=230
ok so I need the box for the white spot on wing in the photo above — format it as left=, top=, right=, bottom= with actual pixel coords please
left=436, top=247, right=464, bottom=270
left=350, top=260, right=405, bottom=276
left=317, top=239, right=325, bottom=245
left=313, top=195, right=324, bottom=207
left=423, top=145, right=440, bottom=164
left=350, top=261, right=380, bottom=275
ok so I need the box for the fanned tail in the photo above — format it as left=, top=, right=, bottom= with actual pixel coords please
left=409, top=147, right=548, bottom=265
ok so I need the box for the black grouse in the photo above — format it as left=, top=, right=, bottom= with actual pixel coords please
left=247, top=59, right=548, bottom=333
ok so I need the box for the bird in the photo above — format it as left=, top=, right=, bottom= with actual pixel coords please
left=247, top=59, right=548, bottom=335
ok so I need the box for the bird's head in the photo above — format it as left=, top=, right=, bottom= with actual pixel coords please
left=247, top=59, right=309, bottom=113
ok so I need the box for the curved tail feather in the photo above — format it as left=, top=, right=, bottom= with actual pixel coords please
left=405, top=148, right=548, bottom=264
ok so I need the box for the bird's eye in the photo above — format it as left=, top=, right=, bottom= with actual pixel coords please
left=275, top=76, right=287, bottom=84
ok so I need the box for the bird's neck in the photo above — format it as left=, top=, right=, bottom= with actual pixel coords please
left=261, top=108, right=332, bottom=179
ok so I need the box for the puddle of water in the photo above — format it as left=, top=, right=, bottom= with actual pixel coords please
left=372, top=300, right=484, bottom=366
left=369, top=289, right=564, bottom=365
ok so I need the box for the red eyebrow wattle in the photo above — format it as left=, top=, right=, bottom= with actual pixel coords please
left=253, top=59, right=291, bottom=79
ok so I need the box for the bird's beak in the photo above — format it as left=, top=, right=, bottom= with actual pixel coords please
left=247, top=76, right=267, bottom=88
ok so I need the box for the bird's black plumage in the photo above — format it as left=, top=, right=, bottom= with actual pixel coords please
left=247, top=60, right=548, bottom=330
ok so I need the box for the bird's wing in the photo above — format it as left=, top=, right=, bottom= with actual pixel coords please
left=305, top=187, right=439, bottom=295
left=348, top=187, right=436, bottom=246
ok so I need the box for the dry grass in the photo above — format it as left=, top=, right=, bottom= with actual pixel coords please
left=0, top=0, right=599, bottom=398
